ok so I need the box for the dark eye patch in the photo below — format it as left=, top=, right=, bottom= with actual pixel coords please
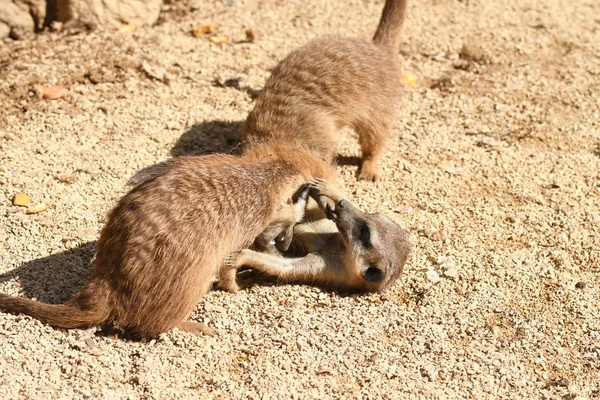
left=358, top=223, right=371, bottom=245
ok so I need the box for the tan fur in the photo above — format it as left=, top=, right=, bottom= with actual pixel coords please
left=242, top=0, right=408, bottom=181
left=228, top=179, right=412, bottom=292
left=0, top=149, right=337, bottom=337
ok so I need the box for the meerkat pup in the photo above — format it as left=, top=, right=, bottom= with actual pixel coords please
left=242, top=0, right=408, bottom=181
left=226, top=179, right=412, bottom=292
left=0, top=147, right=336, bottom=338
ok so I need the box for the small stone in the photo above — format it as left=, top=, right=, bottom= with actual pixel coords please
left=132, top=374, right=145, bottom=385
left=58, top=174, right=78, bottom=184
left=440, top=257, right=459, bottom=278
left=42, top=86, right=66, bottom=100
left=431, top=231, right=446, bottom=242
left=421, top=364, right=437, bottom=382
left=245, top=29, right=255, bottom=42
left=443, top=165, right=465, bottom=175
left=141, top=61, right=167, bottom=83
left=459, top=43, right=487, bottom=63
left=575, top=282, right=587, bottom=289
left=552, top=377, right=569, bottom=387
left=444, top=266, right=459, bottom=279
left=426, top=269, right=440, bottom=284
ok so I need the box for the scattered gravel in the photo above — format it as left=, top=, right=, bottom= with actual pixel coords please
left=1, top=0, right=599, bottom=398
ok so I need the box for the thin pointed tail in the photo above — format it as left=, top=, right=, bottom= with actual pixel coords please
left=372, top=0, right=408, bottom=53
left=0, top=281, right=111, bottom=329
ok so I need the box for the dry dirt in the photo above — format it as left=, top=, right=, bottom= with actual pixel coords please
left=0, top=0, right=599, bottom=399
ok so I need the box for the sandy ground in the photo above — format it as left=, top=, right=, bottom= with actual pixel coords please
left=0, top=0, right=599, bottom=398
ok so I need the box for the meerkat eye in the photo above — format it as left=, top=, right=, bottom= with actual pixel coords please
left=359, top=224, right=371, bottom=245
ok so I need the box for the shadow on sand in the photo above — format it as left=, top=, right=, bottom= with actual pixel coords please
left=0, top=242, right=96, bottom=304
left=170, top=120, right=244, bottom=157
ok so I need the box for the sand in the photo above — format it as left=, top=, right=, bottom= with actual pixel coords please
left=0, top=0, right=599, bottom=398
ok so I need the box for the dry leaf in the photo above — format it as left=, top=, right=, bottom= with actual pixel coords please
left=193, top=24, right=215, bottom=37
left=26, top=203, right=49, bottom=214
left=42, top=86, right=65, bottom=100
left=209, top=35, right=228, bottom=44
left=12, top=193, right=30, bottom=206
left=245, top=29, right=255, bottom=43
left=118, top=23, right=136, bottom=33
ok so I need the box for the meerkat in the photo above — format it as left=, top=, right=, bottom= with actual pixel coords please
left=226, top=179, right=412, bottom=293
left=242, top=0, right=408, bottom=181
left=0, top=146, right=337, bottom=338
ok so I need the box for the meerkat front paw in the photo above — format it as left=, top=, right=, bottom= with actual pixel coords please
left=308, top=178, right=346, bottom=207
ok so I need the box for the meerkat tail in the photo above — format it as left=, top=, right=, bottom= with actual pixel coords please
left=0, top=281, right=111, bottom=329
left=372, top=0, right=408, bottom=53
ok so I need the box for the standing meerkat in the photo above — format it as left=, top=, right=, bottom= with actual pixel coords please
left=226, top=179, right=412, bottom=293
left=243, top=0, right=408, bottom=181
left=0, top=146, right=337, bottom=338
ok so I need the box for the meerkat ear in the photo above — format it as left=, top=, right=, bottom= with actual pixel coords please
left=127, top=160, right=172, bottom=187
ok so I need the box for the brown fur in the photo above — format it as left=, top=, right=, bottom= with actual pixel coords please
left=242, top=0, right=408, bottom=181
left=0, top=148, right=337, bottom=337
left=228, top=179, right=411, bottom=292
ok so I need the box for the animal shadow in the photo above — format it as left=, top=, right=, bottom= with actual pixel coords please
left=0, top=242, right=96, bottom=304
left=170, top=120, right=244, bottom=157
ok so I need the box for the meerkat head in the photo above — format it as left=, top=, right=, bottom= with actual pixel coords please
left=327, top=199, right=411, bottom=291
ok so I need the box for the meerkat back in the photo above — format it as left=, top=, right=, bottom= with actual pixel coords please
left=243, top=0, right=408, bottom=181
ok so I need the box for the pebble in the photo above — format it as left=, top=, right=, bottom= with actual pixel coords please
left=426, top=269, right=440, bottom=284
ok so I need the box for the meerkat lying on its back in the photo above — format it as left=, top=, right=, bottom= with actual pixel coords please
left=0, top=147, right=335, bottom=338
left=227, top=179, right=412, bottom=293
left=243, top=0, right=408, bottom=181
